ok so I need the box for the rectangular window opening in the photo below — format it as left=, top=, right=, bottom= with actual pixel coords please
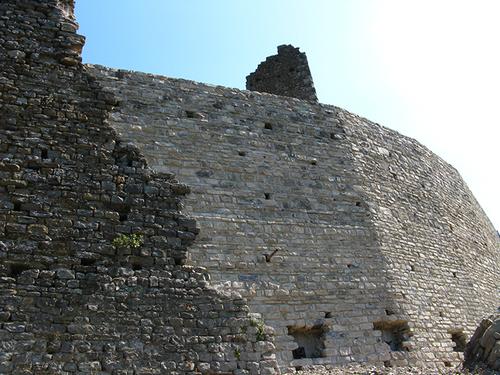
left=288, top=324, right=327, bottom=359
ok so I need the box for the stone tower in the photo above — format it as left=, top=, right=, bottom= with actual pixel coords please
left=246, top=44, right=318, bottom=102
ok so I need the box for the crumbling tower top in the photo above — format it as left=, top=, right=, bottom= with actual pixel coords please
left=246, top=44, right=318, bottom=102
left=56, top=0, right=76, bottom=20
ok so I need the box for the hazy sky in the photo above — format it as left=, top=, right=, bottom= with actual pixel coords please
left=76, top=0, right=499, bottom=229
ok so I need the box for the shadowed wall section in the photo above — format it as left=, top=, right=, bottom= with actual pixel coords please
left=0, top=1, right=279, bottom=374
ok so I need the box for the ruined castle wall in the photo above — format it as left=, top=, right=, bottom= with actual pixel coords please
left=0, top=1, right=278, bottom=374
left=89, top=66, right=395, bottom=369
left=3, top=0, right=497, bottom=372
left=246, top=45, right=318, bottom=102
left=90, top=64, right=499, bottom=371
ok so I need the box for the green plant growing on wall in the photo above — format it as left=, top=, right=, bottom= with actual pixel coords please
left=256, top=323, right=266, bottom=341
left=250, top=318, right=266, bottom=341
left=112, top=233, right=144, bottom=249
left=234, top=348, right=241, bottom=360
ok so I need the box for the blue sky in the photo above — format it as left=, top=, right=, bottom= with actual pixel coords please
left=76, top=0, right=499, bottom=229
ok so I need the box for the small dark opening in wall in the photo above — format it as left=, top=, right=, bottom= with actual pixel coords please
left=310, top=160, right=317, bottom=166
left=8, top=263, right=30, bottom=278
left=410, top=264, right=415, bottom=271
left=127, top=160, right=133, bottom=167
left=80, top=258, right=96, bottom=267
left=173, top=257, right=185, bottom=266
left=196, top=170, right=212, bottom=178
left=324, top=312, right=332, bottom=318
left=295, top=366, right=303, bottom=371
left=132, top=262, right=143, bottom=271
left=449, top=329, right=467, bottom=352
left=127, top=256, right=153, bottom=270
left=385, top=309, right=395, bottom=316
left=118, top=206, right=130, bottom=222
left=292, top=347, right=306, bottom=359
left=264, top=193, right=271, bottom=200
left=115, top=70, right=125, bottom=79
left=185, top=110, right=196, bottom=118
left=288, top=325, right=326, bottom=359
left=373, top=320, right=412, bottom=352
left=238, top=151, right=246, bottom=157
left=13, top=202, right=21, bottom=211
left=439, top=311, right=444, bottom=317
left=444, top=361, right=452, bottom=367
left=452, top=272, right=457, bottom=278
left=384, top=361, right=392, bottom=368
left=264, top=122, right=273, bottom=130
left=212, top=101, right=224, bottom=110
left=41, top=149, right=48, bottom=159
left=355, top=202, right=361, bottom=207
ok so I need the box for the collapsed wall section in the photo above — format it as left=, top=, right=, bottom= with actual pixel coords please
left=246, top=45, right=318, bottom=102
left=0, top=1, right=278, bottom=374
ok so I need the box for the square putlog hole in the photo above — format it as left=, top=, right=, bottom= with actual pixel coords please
left=288, top=325, right=326, bottom=359
left=7, top=263, right=31, bottom=278
left=448, top=329, right=467, bottom=352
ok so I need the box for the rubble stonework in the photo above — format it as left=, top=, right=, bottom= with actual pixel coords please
left=246, top=45, right=318, bottom=102
left=465, top=314, right=500, bottom=372
left=1, top=0, right=499, bottom=374
left=0, top=1, right=279, bottom=374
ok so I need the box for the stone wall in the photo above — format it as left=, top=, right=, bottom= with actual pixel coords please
left=89, top=66, right=394, bottom=370
left=0, top=1, right=278, bottom=374
left=246, top=45, right=318, bottom=102
left=2, top=0, right=499, bottom=373
left=89, top=49, right=499, bottom=372
left=342, top=110, right=500, bottom=368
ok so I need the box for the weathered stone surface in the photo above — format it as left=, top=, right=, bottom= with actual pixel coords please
left=1, top=0, right=499, bottom=373
left=90, top=45, right=499, bottom=372
left=0, top=0, right=279, bottom=374
left=465, top=314, right=500, bottom=372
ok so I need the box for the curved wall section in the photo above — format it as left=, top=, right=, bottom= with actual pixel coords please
left=90, top=64, right=499, bottom=370
left=343, top=110, right=500, bottom=365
